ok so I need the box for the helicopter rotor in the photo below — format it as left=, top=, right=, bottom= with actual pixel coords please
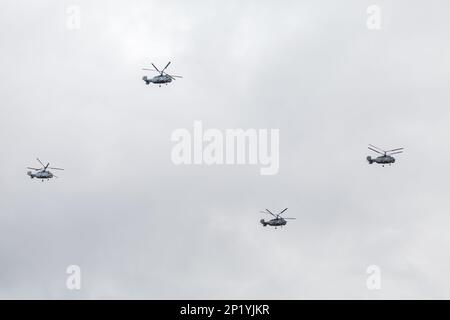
left=260, top=208, right=293, bottom=220
left=161, top=61, right=171, bottom=73
left=260, top=209, right=277, bottom=218
left=28, top=159, right=64, bottom=172
left=151, top=63, right=161, bottom=73
left=143, top=62, right=183, bottom=79
left=368, top=145, right=404, bottom=156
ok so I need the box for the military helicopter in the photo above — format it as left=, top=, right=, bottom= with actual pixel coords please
left=142, top=62, right=183, bottom=87
left=367, top=144, right=404, bottom=167
left=259, top=208, right=295, bottom=229
left=27, top=158, right=64, bottom=181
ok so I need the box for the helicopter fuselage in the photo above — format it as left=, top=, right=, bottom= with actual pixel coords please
left=27, top=170, right=53, bottom=179
left=143, top=74, right=172, bottom=85
left=260, top=218, right=287, bottom=227
left=367, top=155, right=395, bottom=165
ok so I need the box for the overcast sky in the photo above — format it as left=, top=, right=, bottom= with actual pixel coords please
left=1, top=0, right=450, bottom=299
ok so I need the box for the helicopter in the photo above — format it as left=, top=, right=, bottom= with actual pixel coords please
left=367, top=144, right=404, bottom=167
left=142, top=62, right=183, bottom=87
left=259, top=208, right=295, bottom=229
left=27, top=158, right=64, bottom=182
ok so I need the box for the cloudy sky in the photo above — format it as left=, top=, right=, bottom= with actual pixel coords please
left=1, top=0, right=450, bottom=299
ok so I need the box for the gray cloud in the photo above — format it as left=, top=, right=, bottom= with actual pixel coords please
left=1, top=0, right=450, bottom=299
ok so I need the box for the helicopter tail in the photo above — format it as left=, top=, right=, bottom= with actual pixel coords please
left=27, top=171, right=33, bottom=178
left=366, top=156, right=374, bottom=164
left=142, top=76, right=151, bottom=85
left=260, top=219, right=267, bottom=227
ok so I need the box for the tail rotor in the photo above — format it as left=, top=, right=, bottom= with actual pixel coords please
left=142, top=76, right=151, bottom=85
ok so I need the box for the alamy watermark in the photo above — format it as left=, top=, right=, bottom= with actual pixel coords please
left=366, top=265, right=381, bottom=290
left=66, top=5, right=81, bottom=30
left=366, top=5, right=381, bottom=30
left=66, top=265, right=81, bottom=290
left=171, top=121, right=280, bottom=175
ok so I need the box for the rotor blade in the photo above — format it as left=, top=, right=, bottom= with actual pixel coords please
left=368, top=147, right=384, bottom=155
left=368, top=144, right=385, bottom=153
left=386, top=148, right=404, bottom=153
left=161, top=61, right=171, bottom=72
left=49, top=167, right=64, bottom=170
left=142, top=68, right=158, bottom=72
left=168, top=74, right=183, bottom=78
left=151, top=63, right=161, bottom=73
left=279, top=208, right=288, bottom=215
left=388, top=151, right=403, bottom=155
left=283, top=218, right=296, bottom=220
left=36, top=158, right=45, bottom=167
left=260, top=211, right=276, bottom=218
left=265, top=209, right=276, bottom=217
left=44, top=163, right=50, bottom=170
left=27, top=167, right=40, bottom=171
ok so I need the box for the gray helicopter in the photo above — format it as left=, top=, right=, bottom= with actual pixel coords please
left=142, top=62, right=183, bottom=87
left=367, top=144, right=404, bottom=167
left=27, top=158, right=64, bottom=181
left=260, top=208, right=295, bottom=229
